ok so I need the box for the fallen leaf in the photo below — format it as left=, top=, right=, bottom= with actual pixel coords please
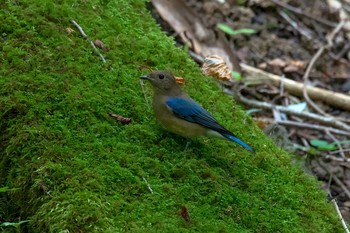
left=258, top=62, right=267, bottom=70
left=287, top=102, right=307, bottom=112
left=66, top=27, right=75, bottom=35
left=94, top=39, right=109, bottom=52
left=201, top=54, right=231, bottom=81
left=180, top=206, right=191, bottom=222
left=109, top=113, right=132, bottom=125
left=268, top=58, right=286, bottom=67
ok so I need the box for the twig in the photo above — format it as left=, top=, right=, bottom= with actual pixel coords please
left=71, top=20, right=88, bottom=38
left=279, top=74, right=285, bottom=96
left=139, top=80, right=150, bottom=109
left=325, top=129, right=346, bottom=159
left=324, top=154, right=350, bottom=163
left=331, top=199, right=350, bottom=233
left=71, top=19, right=106, bottom=63
left=233, top=90, right=350, bottom=131
left=302, top=21, right=345, bottom=116
left=109, top=113, right=132, bottom=125
left=275, top=120, right=350, bottom=137
left=333, top=175, right=350, bottom=201
left=302, top=46, right=327, bottom=115
left=330, top=148, right=350, bottom=155
left=318, top=160, right=350, bottom=200
left=270, top=0, right=338, bottom=28
left=278, top=10, right=314, bottom=40
left=90, top=41, right=106, bottom=63
left=240, top=63, right=350, bottom=112
left=326, top=21, right=346, bottom=47
left=142, top=176, right=153, bottom=194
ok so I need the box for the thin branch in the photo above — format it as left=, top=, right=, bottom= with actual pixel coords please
left=325, top=129, right=346, bottom=159
left=270, top=0, right=338, bottom=28
left=275, top=120, right=350, bottom=137
left=71, top=19, right=106, bottom=63
left=318, top=160, right=350, bottom=200
left=240, top=63, right=350, bottom=112
left=302, top=21, right=345, bottom=116
left=326, top=21, right=346, bottom=47
left=139, top=79, right=150, bottom=110
left=233, top=90, right=350, bottom=131
left=71, top=20, right=88, bottom=38
left=331, top=199, right=350, bottom=233
left=324, top=155, right=350, bottom=163
left=142, top=176, right=154, bottom=194
left=333, top=175, right=350, bottom=201
left=278, top=10, right=314, bottom=40
left=324, top=154, right=350, bottom=163
left=89, top=41, right=106, bottom=63
left=329, top=148, right=350, bottom=155
left=302, top=46, right=327, bottom=115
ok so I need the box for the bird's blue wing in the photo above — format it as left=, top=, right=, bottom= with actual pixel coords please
left=165, top=97, right=228, bottom=134
left=166, top=96, right=255, bottom=153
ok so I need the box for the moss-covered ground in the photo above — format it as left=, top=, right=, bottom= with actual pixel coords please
left=0, top=0, right=343, bottom=232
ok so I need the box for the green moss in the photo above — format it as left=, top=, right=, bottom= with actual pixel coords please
left=0, top=0, right=342, bottom=232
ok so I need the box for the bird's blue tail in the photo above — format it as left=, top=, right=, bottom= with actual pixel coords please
left=224, top=134, right=255, bottom=153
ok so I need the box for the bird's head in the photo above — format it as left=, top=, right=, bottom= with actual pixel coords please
left=140, top=70, right=181, bottom=95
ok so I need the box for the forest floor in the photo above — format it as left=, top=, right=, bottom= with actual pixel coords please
left=151, top=0, right=350, bottom=223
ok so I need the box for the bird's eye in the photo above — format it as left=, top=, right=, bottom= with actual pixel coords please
left=159, top=74, right=164, bottom=79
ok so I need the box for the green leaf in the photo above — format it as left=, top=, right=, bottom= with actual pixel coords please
left=0, top=187, right=10, bottom=193
left=330, top=140, right=350, bottom=147
left=217, top=23, right=236, bottom=35
left=0, top=220, right=29, bottom=228
left=310, top=140, right=336, bottom=151
left=231, top=71, right=242, bottom=80
left=217, top=23, right=256, bottom=36
left=0, top=187, right=19, bottom=193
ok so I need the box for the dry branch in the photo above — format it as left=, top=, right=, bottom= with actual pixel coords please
left=331, top=199, right=350, bottom=233
left=276, top=120, right=350, bottom=137
left=234, top=89, right=350, bottom=131
left=241, top=63, right=350, bottom=112
left=302, top=21, right=345, bottom=117
left=71, top=19, right=106, bottom=63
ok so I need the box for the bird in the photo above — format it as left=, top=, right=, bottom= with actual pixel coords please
left=140, top=70, right=255, bottom=153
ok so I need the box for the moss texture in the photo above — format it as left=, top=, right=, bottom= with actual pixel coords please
left=0, top=0, right=342, bottom=232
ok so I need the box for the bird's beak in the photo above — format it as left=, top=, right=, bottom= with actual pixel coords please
left=140, top=75, right=150, bottom=80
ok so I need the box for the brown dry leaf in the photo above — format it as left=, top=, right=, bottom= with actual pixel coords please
left=258, top=62, right=267, bottom=70
left=180, top=206, right=191, bottom=222
left=175, top=76, right=185, bottom=85
left=94, top=39, right=109, bottom=52
left=109, top=113, right=132, bottom=125
left=201, top=55, right=231, bottom=81
left=326, top=62, right=349, bottom=78
left=94, top=39, right=105, bottom=49
left=268, top=58, right=286, bottom=67
left=284, top=60, right=306, bottom=72
left=290, top=60, right=306, bottom=69
left=66, top=27, right=75, bottom=35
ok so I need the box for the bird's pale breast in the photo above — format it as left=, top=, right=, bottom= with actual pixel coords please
left=153, top=95, right=207, bottom=138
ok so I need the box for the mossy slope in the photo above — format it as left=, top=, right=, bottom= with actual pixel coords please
left=0, top=0, right=342, bottom=232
